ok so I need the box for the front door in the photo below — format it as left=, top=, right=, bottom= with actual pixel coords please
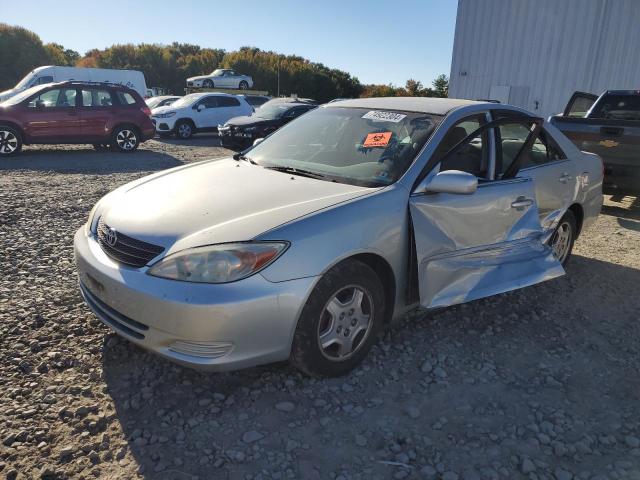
left=409, top=113, right=564, bottom=309
left=24, top=87, right=80, bottom=141
left=194, top=95, right=221, bottom=129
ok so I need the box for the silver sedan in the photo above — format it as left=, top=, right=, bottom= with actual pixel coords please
left=74, top=97, right=603, bottom=376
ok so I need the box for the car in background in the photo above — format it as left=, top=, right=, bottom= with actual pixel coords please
left=186, top=69, right=254, bottom=90
left=0, top=66, right=148, bottom=103
left=146, top=95, right=180, bottom=110
left=550, top=90, right=640, bottom=197
left=74, top=98, right=602, bottom=376
left=151, top=92, right=253, bottom=139
left=241, top=95, right=271, bottom=109
left=0, top=81, right=154, bottom=156
left=219, top=101, right=317, bottom=150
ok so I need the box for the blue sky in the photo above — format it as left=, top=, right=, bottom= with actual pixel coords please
left=1, top=0, right=458, bottom=86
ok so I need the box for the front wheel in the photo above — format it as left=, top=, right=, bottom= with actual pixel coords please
left=290, top=259, right=385, bottom=377
left=175, top=120, right=194, bottom=140
left=239, top=81, right=249, bottom=90
left=202, top=79, right=213, bottom=88
left=549, top=210, right=577, bottom=266
left=111, top=126, right=139, bottom=153
left=0, top=126, right=22, bottom=156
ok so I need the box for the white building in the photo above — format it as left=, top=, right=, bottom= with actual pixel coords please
left=449, top=0, right=640, bottom=118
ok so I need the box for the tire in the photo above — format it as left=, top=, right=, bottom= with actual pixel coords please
left=290, top=259, right=385, bottom=377
left=549, top=210, right=577, bottom=267
left=202, top=79, right=213, bottom=88
left=110, top=126, right=139, bottom=153
left=239, top=81, right=249, bottom=90
left=175, top=120, right=194, bottom=140
left=0, top=126, right=22, bottom=156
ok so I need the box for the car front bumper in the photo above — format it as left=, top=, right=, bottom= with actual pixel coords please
left=151, top=117, right=177, bottom=133
left=73, top=228, right=317, bottom=371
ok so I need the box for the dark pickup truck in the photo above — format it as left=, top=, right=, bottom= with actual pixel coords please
left=550, top=90, right=640, bottom=196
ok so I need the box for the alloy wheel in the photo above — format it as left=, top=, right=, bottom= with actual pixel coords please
left=550, top=221, right=572, bottom=263
left=317, top=285, right=374, bottom=361
left=116, top=130, right=137, bottom=150
left=0, top=130, right=18, bottom=154
left=178, top=123, right=192, bottom=138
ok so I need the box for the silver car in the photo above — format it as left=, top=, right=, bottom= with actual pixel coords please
left=74, top=98, right=603, bottom=376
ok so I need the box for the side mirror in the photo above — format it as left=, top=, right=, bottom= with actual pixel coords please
left=253, top=138, right=265, bottom=146
left=196, top=104, right=205, bottom=112
left=416, top=170, right=478, bottom=195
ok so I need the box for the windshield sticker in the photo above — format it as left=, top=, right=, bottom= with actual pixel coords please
left=363, top=132, right=392, bottom=148
left=362, top=110, right=407, bottom=123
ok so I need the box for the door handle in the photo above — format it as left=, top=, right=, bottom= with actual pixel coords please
left=511, top=197, right=533, bottom=209
left=558, top=172, right=572, bottom=183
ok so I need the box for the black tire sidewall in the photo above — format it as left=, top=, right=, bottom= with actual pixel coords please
left=203, top=80, right=213, bottom=88
left=239, top=81, right=248, bottom=90
left=175, top=120, right=193, bottom=139
left=0, top=126, right=22, bottom=156
left=111, top=126, right=139, bottom=153
left=555, top=210, right=577, bottom=267
left=290, top=260, right=385, bottom=377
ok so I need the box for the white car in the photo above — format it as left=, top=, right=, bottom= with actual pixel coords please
left=151, top=93, right=253, bottom=139
left=145, top=95, right=180, bottom=109
left=186, top=69, right=254, bottom=90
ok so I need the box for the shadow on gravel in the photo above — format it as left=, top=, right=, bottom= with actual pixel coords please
left=0, top=148, right=183, bottom=174
left=95, top=254, right=640, bottom=479
left=153, top=134, right=223, bottom=148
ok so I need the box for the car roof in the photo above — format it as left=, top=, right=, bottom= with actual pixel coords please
left=187, top=92, right=239, bottom=98
left=325, top=97, right=484, bottom=115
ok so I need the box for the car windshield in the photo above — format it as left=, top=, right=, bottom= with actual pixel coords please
left=1, top=84, right=46, bottom=106
left=168, top=94, right=200, bottom=109
left=147, top=97, right=176, bottom=109
left=255, top=104, right=293, bottom=120
left=15, top=71, right=36, bottom=90
left=248, top=107, right=440, bottom=187
left=211, top=69, right=225, bottom=77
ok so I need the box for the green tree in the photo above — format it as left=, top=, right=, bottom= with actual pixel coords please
left=44, top=43, right=80, bottom=66
left=432, top=74, right=449, bottom=98
left=0, top=23, right=50, bottom=90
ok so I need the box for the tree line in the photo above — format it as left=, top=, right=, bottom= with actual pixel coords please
left=0, top=23, right=448, bottom=102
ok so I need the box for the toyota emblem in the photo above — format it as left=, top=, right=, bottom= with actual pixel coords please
left=105, top=228, right=118, bottom=247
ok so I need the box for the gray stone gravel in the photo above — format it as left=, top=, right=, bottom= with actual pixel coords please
left=1, top=139, right=640, bottom=479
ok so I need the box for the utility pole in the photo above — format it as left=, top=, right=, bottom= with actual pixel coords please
left=277, top=58, right=280, bottom=97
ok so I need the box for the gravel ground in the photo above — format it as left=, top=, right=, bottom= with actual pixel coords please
left=1, top=139, right=640, bottom=480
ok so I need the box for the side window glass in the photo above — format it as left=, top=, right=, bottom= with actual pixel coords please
left=436, top=116, right=488, bottom=179
left=28, top=88, right=76, bottom=108
left=116, top=91, right=137, bottom=105
left=522, top=131, right=566, bottom=168
left=203, top=97, right=219, bottom=108
left=36, top=76, right=53, bottom=85
left=496, top=123, right=532, bottom=177
left=82, top=89, right=113, bottom=107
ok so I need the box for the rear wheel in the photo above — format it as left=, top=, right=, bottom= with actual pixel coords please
left=0, top=126, right=22, bottom=156
left=290, top=259, right=385, bottom=377
left=239, top=81, right=249, bottom=90
left=549, top=210, right=577, bottom=266
left=111, top=126, right=139, bottom=153
left=175, top=120, right=194, bottom=140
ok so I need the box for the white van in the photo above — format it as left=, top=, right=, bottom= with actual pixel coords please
left=0, top=66, right=148, bottom=103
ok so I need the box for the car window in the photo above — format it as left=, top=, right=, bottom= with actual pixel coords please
left=199, top=96, right=219, bottom=108
left=28, top=88, right=77, bottom=108
left=35, top=76, right=53, bottom=86
left=521, top=131, right=566, bottom=168
left=435, top=116, right=489, bottom=179
left=496, top=122, right=536, bottom=177
left=116, top=91, right=137, bottom=105
left=82, top=89, right=113, bottom=107
left=217, top=96, right=241, bottom=107
left=591, top=94, right=640, bottom=121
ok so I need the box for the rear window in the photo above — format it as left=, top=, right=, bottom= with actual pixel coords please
left=116, top=91, right=137, bottom=105
left=218, top=96, right=241, bottom=107
left=591, top=95, right=640, bottom=121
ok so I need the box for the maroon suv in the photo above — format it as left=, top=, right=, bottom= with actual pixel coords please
left=0, top=81, right=155, bottom=156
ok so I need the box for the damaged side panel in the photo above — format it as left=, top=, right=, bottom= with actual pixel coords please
left=409, top=178, right=564, bottom=309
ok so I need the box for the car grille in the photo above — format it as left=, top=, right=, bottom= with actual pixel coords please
left=187, top=81, right=194, bottom=87
left=97, top=218, right=164, bottom=268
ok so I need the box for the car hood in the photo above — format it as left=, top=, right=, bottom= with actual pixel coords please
left=151, top=105, right=180, bottom=115
left=187, top=75, right=209, bottom=82
left=225, top=115, right=275, bottom=127
left=100, top=158, right=376, bottom=254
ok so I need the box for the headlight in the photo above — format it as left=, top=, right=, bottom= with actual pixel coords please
left=154, top=112, right=176, bottom=118
left=85, top=203, right=100, bottom=236
left=148, top=242, right=289, bottom=283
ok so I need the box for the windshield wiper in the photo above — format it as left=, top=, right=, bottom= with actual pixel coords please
left=264, top=165, right=327, bottom=180
left=232, top=152, right=257, bottom=165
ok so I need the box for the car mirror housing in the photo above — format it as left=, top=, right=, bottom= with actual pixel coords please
left=196, top=104, right=205, bottom=112
left=416, top=170, right=478, bottom=195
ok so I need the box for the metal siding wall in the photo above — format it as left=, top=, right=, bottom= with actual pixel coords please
left=449, top=0, right=640, bottom=118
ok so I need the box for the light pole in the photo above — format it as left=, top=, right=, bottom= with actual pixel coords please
left=277, top=58, right=280, bottom=97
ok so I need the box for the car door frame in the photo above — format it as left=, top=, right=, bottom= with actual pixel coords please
left=563, top=91, right=598, bottom=117
left=79, top=86, right=116, bottom=141
left=407, top=110, right=564, bottom=309
left=22, top=86, right=82, bottom=142
left=192, top=95, right=220, bottom=130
